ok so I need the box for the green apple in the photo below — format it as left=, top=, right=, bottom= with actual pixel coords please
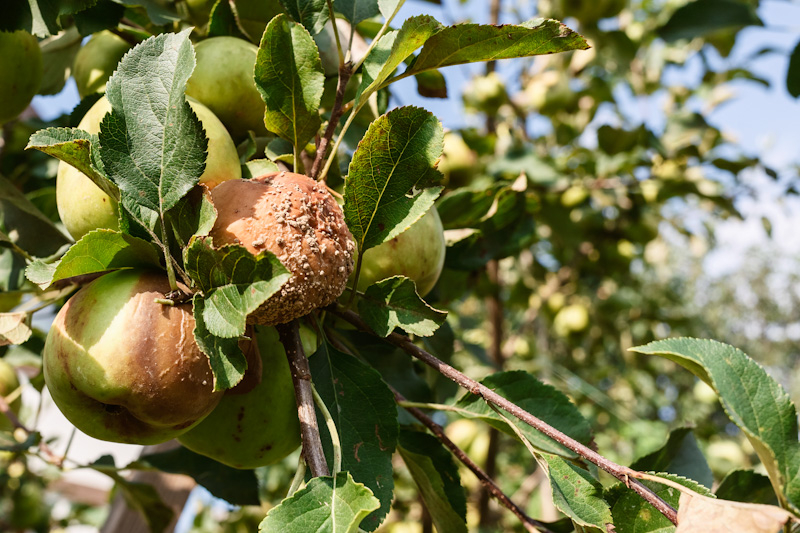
left=438, top=132, right=477, bottom=188
left=43, top=269, right=223, bottom=445
left=0, top=30, right=42, bottom=125
left=185, top=36, right=268, bottom=140
left=56, top=95, right=241, bottom=240
left=0, top=358, right=22, bottom=432
left=72, top=31, right=131, bottom=98
left=462, top=73, right=507, bottom=115
left=353, top=206, right=446, bottom=297
left=178, top=325, right=301, bottom=469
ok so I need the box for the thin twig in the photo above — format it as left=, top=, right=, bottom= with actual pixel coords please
left=287, top=457, right=307, bottom=498
left=311, top=63, right=353, bottom=180
left=277, top=320, right=330, bottom=477
left=328, top=305, right=679, bottom=525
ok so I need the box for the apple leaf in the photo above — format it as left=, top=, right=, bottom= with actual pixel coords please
left=0, top=430, right=41, bottom=452
left=309, top=342, right=398, bottom=531
left=658, top=0, right=762, bottom=42
left=358, top=276, right=446, bottom=337
left=343, top=106, right=443, bottom=252
left=788, top=39, right=800, bottom=98
left=415, top=70, right=447, bottom=98
left=259, top=472, right=379, bottom=533
left=630, top=427, right=713, bottom=490
left=26, top=127, right=117, bottom=199
left=398, top=19, right=589, bottom=81
left=632, top=338, right=800, bottom=513
left=166, top=187, right=218, bottom=249
left=716, top=470, right=778, bottom=506
left=355, top=15, right=443, bottom=107
left=334, top=0, right=379, bottom=26
left=455, top=371, right=593, bottom=458
left=279, top=0, right=329, bottom=35
left=22, top=0, right=98, bottom=37
left=540, top=454, right=613, bottom=529
left=116, top=479, right=175, bottom=533
left=184, top=237, right=291, bottom=338
left=243, top=158, right=281, bottom=179
left=254, top=14, right=325, bottom=150
left=0, top=312, right=32, bottom=346
left=25, top=229, right=162, bottom=290
left=208, top=0, right=250, bottom=40
left=72, top=0, right=126, bottom=36
left=192, top=294, right=248, bottom=391
left=397, top=429, right=467, bottom=533
left=99, top=29, right=207, bottom=231
left=130, top=445, right=260, bottom=506
left=675, top=490, right=796, bottom=533
left=38, top=27, right=83, bottom=95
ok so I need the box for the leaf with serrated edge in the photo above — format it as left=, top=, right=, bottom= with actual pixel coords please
left=343, top=106, right=443, bottom=252
left=455, top=370, right=593, bottom=458
left=259, top=472, right=379, bottom=533
left=279, top=0, right=329, bottom=34
left=255, top=15, right=325, bottom=149
left=99, top=29, right=207, bottom=230
left=26, top=127, right=117, bottom=198
left=0, top=313, right=32, bottom=346
left=400, top=19, right=588, bottom=80
left=540, top=455, right=612, bottom=529
left=631, top=427, right=713, bottom=490
left=356, top=15, right=443, bottom=107
left=398, top=430, right=467, bottom=533
left=309, top=343, right=398, bottom=531
left=358, top=276, right=446, bottom=337
left=25, top=229, right=162, bottom=290
left=192, top=294, right=247, bottom=391
left=632, top=338, right=800, bottom=512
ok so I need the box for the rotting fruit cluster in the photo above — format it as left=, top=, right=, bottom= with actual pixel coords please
left=36, top=32, right=446, bottom=468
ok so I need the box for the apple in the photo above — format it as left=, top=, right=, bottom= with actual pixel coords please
left=462, top=73, right=507, bottom=116
left=56, top=95, right=241, bottom=240
left=438, top=132, right=477, bottom=188
left=185, top=0, right=282, bottom=40
left=353, top=206, right=446, bottom=297
left=0, top=358, right=21, bottom=432
left=185, top=36, right=268, bottom=140
left=178, top=325, right=301, bottom=468
left=72, top=31, right=131, bottom=98
left=0, top=30, right=42, bottom=125
left=42, top=269, right=223, bottom=445
left=209, top=171, right=355, bottom=326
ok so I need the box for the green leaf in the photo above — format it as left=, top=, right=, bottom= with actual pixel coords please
left=192, top=294, right=247, bottom=391
left=166, top=187, right=218, bottom=249
left=658, top=0, right=763, bottom=42
left=243, top=158, right=281, bottom=179
left=716, top=470, right=779, bottom=506
left=415, top=70, right=447, bottom=98
left=0, top=313, right=33, bottom=346
left=309, top=343, right=398, bottom=531
left=26, top=0, right=98, bottom=37
left=25, top=229, right=162, bottom=289
left=356, top=15, right=443, bottom=107
left=99, top=29, right=207, bottom=229
left=632, top=338, right=800, bottom=512
left=541, top=455, right=612, bottom=529
left=73, top=0, right=126, bottom=36
left=38, top=27, right=83, bottom=95
left=401, top=19, right=588, bottom=79
left=116, top=479, right=174, bottom=533
left=255, top=14, right=325, bottom=149
left=0, top=430, right=41, bottom=452
left=455, top=371, right=593, bottom=458
left=343, top=106, right=443, bottom=252
left=334, top=0, right=378, bottom=26
left=130, top=445, right=260, bottom=506
left=116, top=0, right=181, bottom=26
left=631, top=427, right=713, bottom=489
left=184, top=237, right=291, bottom=337
left=208, top=0, right=250, bottom=40
left=259, top=472, right=379, bottom=533
left=279, top=0, right=329, bottom=35
left=357, top=276, right=446, bottom=337
left=397, top=429, right=467, bottom=533
left=26, top=127, right=117, bottom=199
left=788, top=39, right=800, bottom=98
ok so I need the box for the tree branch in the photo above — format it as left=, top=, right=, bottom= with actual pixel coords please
left=310, top=63, right=353, bottom=180
left=328, top=305, right=679, bottom=525
left=276, top=320, right=329, bottom=477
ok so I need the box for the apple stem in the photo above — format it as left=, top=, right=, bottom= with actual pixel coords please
left=277, top=320, right=330, bottom=478
left=326, top=0, right=345, bottom=66
left=329, top=305, right=680, bottom=526
left=286, top=457, right=307, bottom=498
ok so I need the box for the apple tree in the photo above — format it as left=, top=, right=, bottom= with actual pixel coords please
left=1, top=0, right=799, bottom=532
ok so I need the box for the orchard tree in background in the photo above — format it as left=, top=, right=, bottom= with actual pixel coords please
left=1, top=0, right=800, bottom=532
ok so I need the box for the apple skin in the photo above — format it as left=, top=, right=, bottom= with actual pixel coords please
left=0, top=30, right=42, bottom=125
left=42, top=269, right=223, bottom=445
left=185, top=37, right=268, bottom=140
left=439, top=132, right=477, bottom=188
left=72, top=31, right=131, bottom=98
left=56, top=95, right=241, bottom=240
left=354, top=206, right=446, bottom=297
left=0, top=358, right=22, bottom=432
left=178, top=325, right=301, bottom=468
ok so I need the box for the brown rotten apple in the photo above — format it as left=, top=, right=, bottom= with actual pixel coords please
left=209, top=171, right=355, bottom=325
left=43, top=269, right=223, bottom=445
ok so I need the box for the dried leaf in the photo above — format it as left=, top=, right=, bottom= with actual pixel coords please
left=676, top=491, right=796, bottom=532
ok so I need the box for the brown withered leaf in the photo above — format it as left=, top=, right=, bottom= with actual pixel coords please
left=0, top=312, right=31, bottom=346
left=675, top=491, right=795, bottom=532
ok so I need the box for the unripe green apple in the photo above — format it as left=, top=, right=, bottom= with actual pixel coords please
left=462, top=73, right=507, bottom=115
left=178, top=326, right=301, bottom=468
left=0, top=30, right=42, bottom=125
left=72, top=31, right=131, bottom=98
left=353, top=207, right=446, bottom=297
left=0, top=358, right=22, bottom=432
left=43, top=269, right=223, bottom=445
left=185, top=36, right=268, bottom=140
left=56, top=95, right=241, bottom=240
left=438, top=132, right=477, bottom=188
